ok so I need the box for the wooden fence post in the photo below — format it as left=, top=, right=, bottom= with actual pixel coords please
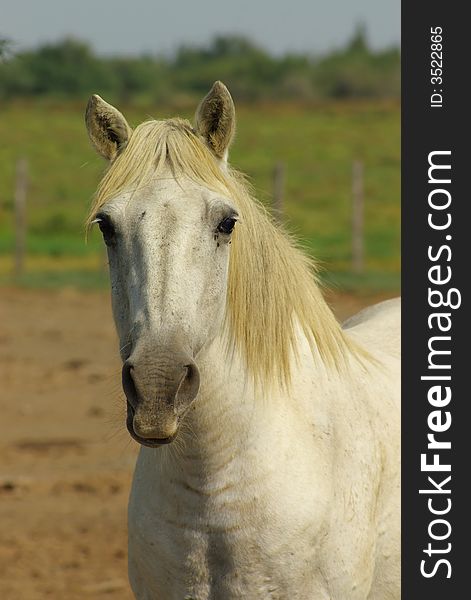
left=351, top=160, right=364, bottom=274
left=14, top=158, right=28, bottom=279
left=272, top=161, right=285, bottom=221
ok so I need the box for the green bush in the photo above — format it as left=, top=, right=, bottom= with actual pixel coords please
left=0, top=29, right=399, bottom=102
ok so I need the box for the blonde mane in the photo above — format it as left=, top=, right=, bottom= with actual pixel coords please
left=88, top=118, right=363, bottom=386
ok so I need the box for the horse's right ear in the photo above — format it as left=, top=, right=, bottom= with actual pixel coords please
left=85, top=95, right=132, bottom=161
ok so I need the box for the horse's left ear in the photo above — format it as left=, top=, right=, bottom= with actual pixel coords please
left=194, top=81, right=236, bottom=162
left=85, top=94, right=132, bottom=161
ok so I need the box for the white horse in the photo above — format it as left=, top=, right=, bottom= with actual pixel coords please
left=85, top=82, right=400, bottom=600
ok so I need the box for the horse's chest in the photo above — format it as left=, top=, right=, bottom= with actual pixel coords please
left=128, top=481, right=322, bottom=600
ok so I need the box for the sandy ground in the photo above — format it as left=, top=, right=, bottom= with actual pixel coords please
left=0, top=287, right=392, bottom=599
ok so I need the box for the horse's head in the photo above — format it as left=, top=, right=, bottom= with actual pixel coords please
left=85, top=82, right=238, bottom=447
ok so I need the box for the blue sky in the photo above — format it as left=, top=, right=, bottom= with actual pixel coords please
left=2, top=0, right=400, bottom=56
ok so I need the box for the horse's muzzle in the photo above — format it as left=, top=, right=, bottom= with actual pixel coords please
left=121, top=348, right=200, bottom=445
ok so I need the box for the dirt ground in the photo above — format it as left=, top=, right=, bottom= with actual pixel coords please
left=0, top=287, right=392, bottom=599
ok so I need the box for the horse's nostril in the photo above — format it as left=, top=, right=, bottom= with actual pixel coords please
left=122, top=361, right=138, bottom=407
left=178, top=361, right=200, bottom=405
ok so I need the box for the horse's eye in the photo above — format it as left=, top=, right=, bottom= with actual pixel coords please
left=94, top=215, right=116, bottom=246
left=217, top=217, right=237, bottom=235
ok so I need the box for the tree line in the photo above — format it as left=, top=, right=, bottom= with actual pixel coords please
left=0, top=28, right=399, bottom=103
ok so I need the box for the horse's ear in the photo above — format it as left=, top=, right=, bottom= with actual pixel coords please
left=194, top=81, right=236, bottom=161
left=85, top=94, right=132, bottom=161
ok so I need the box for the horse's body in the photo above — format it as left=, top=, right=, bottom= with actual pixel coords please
left=128, top=298, right=400, bottom=600
left=85, top=82, right=400, bottom=599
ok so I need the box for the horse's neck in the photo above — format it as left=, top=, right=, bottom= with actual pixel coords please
left=151, top=332, right=336, bottom=488
left=156, top=337, right=263, bottom=480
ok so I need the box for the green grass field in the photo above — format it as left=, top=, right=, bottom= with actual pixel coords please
left=0, top=99, right=400, bottom=291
